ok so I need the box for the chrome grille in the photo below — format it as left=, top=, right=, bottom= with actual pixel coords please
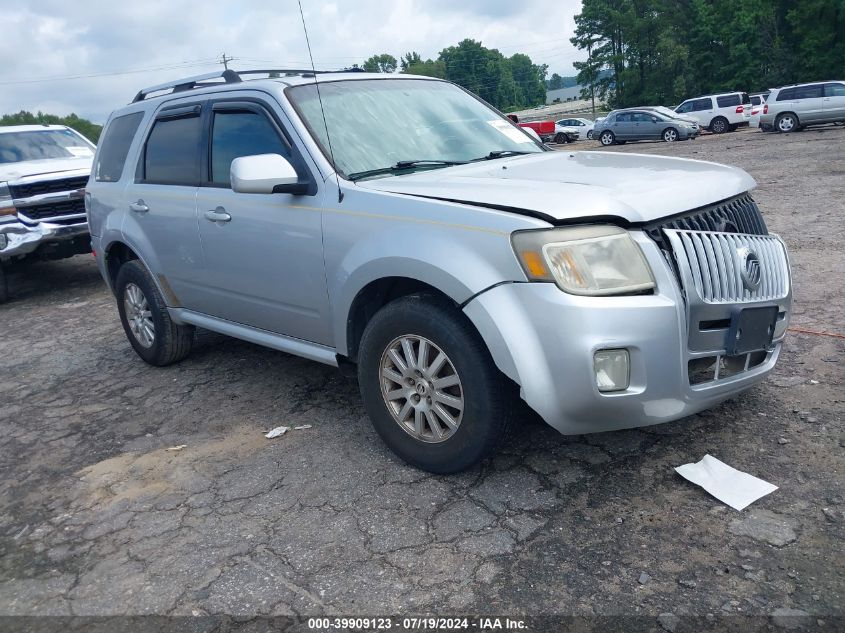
left=9, top=176, right=88, bottom=199
left=665, top=229, right=789, bottom=303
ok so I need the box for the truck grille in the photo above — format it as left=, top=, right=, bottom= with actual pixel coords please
left=645, top=194, right=767, bottom=252
left=9, top=176, right=89, bottom=199
left=17, top=198, right=86, bottom=223
left=664, top=230, right=789, bottom=303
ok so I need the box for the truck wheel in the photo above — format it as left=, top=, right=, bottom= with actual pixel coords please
left=357, top=294, right=512, bottom=473
left=662, top=128, right=678, bottom=142
left=776, top=113, right=799, bottom=133
left=710, top=117, right=728, bottom=134
left=0, top=264, right=7, bottom=304
left=115, top=260, right=194, bottom=366
left=599, top=131, right=616, bottom=146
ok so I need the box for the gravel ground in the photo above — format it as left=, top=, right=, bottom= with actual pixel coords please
left=0, top=125, right=843, bottom=630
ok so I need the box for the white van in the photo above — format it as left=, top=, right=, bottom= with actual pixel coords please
left=675, top=92, right=751, bottom=133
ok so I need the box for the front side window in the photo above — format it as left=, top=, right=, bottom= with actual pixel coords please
left=825, top=83, right=845, bottom=97
left=287, top=79, right=543, bottom=179
left=143, top=114, right=202, bottom=185
left=95, top=112, right=144, bottom=182
left=0, top=128, right=94, bottom=164
left=615, top=113, right=632, bottom=122
left=210, top=110, right=290, bottom=185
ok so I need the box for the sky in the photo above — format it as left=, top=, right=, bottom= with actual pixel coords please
left=0, top=0, right=584, bottom=124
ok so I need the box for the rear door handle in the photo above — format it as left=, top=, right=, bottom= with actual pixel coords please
left=204, top=207, right=232, bottom=223
left=129, top=200, right=149, bottom=213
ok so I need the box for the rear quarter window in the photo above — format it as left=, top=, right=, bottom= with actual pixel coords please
left=716, top=94, right=741, bottom=108
left=95, top=112, right=144, bottom=182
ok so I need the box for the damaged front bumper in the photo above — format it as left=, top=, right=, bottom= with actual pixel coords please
left=0, top=218, right=90, bottom=261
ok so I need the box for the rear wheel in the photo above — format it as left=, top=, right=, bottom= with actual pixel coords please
left=115, top=260, right=194, bottom=366
left=586, top=130, right=593, bottom=139
left=599, top=130, right=616, bottom=146
left=710, top=117, right=729, bottom=134
left=357, top=294, right=512, bottom=473
left=662, top=128, right=679, bottom=142
left=775, top=112, right=799, bottom=133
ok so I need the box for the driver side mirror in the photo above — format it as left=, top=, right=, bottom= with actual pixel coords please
left=230, top=154, right=308, bottom=195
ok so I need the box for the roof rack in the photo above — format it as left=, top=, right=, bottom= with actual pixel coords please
left=131, top=67, right=365, bottom=103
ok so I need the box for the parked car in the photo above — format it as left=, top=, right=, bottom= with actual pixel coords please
left=594, top=109, right=700, bottom=145
left=759, top=81, right=845, bottom=133
left=556, top=117, right=594, bottom=140
left=0, top=125, right=95, bottom=301
left=749, top=94, right=768, bottom=129
left=506, top=114, right=557, bottom=143
left=674, top=92, right=751, bottom=133
left=551, top=123, right=579, bottom=144
left=88, top=69, right=792, bottom=473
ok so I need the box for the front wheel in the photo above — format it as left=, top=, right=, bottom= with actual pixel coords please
left=662, top=128, right=679, bottom=142
left=115, top=260, right=194, bottom=366
left=357, top=294, right=512, bottom=473
left=554, top=132, right=569, bottom=144
left=599, top=130, right=616, bottom=146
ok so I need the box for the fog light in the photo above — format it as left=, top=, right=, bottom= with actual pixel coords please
left=594, top=349, right=630, bottom=392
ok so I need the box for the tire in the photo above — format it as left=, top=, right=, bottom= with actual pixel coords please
left=775, top=112, right=799, bottom=133
left=0, top=264, right=7, bottom=304
left=662, top=127, right=679, bottom=142
left=115, top=260, right=194, bottom=366
left=599, top=130, right=615, bottom=146
left=554, top=132, right=568, bottom=144
left=586, top=130, right=593, bottom=140
left=357, top=294, right=513, bottom=473
left=710, top=117, right=729, bottom=134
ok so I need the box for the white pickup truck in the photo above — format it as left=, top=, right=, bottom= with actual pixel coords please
left=0, top=125, right=95, bottom=301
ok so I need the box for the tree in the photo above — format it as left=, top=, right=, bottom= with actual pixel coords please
left=362, top=54, right=398, bottom=73
left=400, top=52, right=423, bottom=70
left=547, top=73, right=565, bottom=90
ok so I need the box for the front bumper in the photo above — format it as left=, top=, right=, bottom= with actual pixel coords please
left=463, top=231, right=789, bottom=434
left=0, top=218, right=90, bottom=261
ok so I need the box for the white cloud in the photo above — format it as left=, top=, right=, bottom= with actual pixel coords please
left=0, top=0, right=583, bottom=123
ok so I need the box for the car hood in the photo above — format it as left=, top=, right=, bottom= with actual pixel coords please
left=0, top=156, right=93, bottom=183
left=356, top=151, right=756, bottom=223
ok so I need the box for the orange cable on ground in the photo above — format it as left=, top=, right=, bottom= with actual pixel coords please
left=788, top=327, right=845, bottom=340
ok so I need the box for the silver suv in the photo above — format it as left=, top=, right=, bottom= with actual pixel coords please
left=87, top=69, right=793, bottom=472
left=760, top=81, right=845, bottom=132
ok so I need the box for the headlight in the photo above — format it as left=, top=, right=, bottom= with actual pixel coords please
left=0, top=182, right=17, bottom=218
left=512, top=225, right=655, bottom=296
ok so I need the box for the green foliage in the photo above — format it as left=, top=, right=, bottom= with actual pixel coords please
left=398, top=39, right=547, bottom=110
left=571, top=0, right=845, bottom=108
left=0, top=110, right=101, bottom=143
left=362, top=54, right=398, bottom=73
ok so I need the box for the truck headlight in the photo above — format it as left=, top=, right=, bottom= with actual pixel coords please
left=0, top=182, right=16, bottom=218
left=512, top=225, right=655, bottom=296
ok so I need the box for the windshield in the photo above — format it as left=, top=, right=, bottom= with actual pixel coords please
left=0, top=129, right=94, bottom=164
left=287, top=78, right=544, bottom=179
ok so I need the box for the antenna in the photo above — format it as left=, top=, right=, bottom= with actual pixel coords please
left=297, top=0, right=343, bottom=203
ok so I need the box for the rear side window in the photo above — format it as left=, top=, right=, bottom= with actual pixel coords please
left=826, top=83, right=845, bottom=97
left=777, top=88, right=796, bottom=101
left=95, top=112, right=144, bottom=182
left=795, top=84, right=824, bottom=99
left=716, top=94, right=741, bottom=107
left=143, top=114, right=202, bottom=185
left=210, top=110, right=290, bottom=185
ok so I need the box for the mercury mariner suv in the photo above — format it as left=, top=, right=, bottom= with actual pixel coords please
left=86, top=70, right=792, bottom=473
left=0, top=125, right=95, bottom=301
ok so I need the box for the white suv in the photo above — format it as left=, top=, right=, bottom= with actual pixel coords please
left=675, top=92, right=751, bottom=133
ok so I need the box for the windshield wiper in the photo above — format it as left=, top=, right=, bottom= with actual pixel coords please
left=471, top=150, right=534, bottom=161
left=348, top=160, right=467, bottom=181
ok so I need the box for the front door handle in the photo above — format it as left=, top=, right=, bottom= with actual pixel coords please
left=204, top=207, right=232, bottom=223
left=129, top=200, right=149, bottom=213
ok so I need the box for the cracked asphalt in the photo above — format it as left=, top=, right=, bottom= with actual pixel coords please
left=0, top=125, right=843, bottom=627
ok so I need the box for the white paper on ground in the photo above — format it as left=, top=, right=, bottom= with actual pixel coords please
left=675, top=454, right=778, bottom=511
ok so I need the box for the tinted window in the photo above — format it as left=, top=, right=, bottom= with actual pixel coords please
left=741, top=92, right=751, bottom=104
left=750, top=95, right=762, bottom=106
left=717, top=94, right=741, bottom=107
left=826, top=83, right=845, bottom=97
left=615, top=113, right=631, bottom=122
left=777, top=88, right=797, bottom=101
left=692, top=98, right=713, bottom=111
left=95, top=112, right=143, bottom=182
left=631, top=113, right=653, bottom=122
left=795, top=84, right=824, bottom=99
left=211, top=110, right=290, bottom=185
left=143, top=114, right=202, bottom=185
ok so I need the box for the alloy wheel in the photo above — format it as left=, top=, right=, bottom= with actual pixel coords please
left=664, top=129, right=678, bottom=142
left=379, top=335, right=464, bottom=443
left=778, top=115, right=795, bottom=132
left=124, top=283, right=155, bottom=348
left=600, top=132, right=614, bottom=146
